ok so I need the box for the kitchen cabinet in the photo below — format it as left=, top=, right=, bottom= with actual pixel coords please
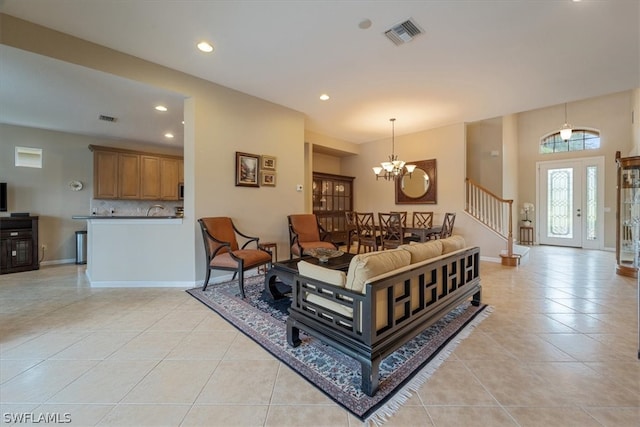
left=312, top=172, right=355, bottom=244
left=615, top=152, right=640, bottom=277
left=160, top=157, right=180, bottom=200
left=90, top=145, right=183, bottom=200
left=93, top=150, right=118, bottom=199
left=1, top=216, right=39, bottom=274
left=118, top=153, right=140, bottom=199
left=140, top=155, right=161, bottom=199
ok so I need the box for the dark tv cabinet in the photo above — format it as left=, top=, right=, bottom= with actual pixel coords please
left=1, top=216, right=39, bottom=274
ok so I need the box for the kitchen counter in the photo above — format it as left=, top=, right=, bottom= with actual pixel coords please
left=72, top=215, right=183, bottom=225
left=72, top=215, right=181, bottom=219
left=71, top=215, right=191, bottom=286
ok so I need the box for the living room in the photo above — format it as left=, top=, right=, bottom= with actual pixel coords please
left=1, top=7, right=639, bottom=286
left=1, top=3, right=639, bottom=426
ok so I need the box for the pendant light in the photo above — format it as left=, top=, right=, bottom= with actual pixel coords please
left=372, top=118, right=416, bottom=181
left=560, top=103, right=572, bottom=141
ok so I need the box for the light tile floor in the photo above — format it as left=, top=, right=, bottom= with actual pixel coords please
left=1, top=246, right=639, bottom=426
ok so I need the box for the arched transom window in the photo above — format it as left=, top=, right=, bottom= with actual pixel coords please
left=540, top=129, right=601, bottom=154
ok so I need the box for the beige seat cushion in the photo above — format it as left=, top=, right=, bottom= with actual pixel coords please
left=441, top=235, right=466, bottom=254
left=398, top=240, right=443, bottom=264
left=345, top=249, right=411, bottom=294
left=297, top=260, right=347, bottom=287
left=298, top=260, right=354, bottom=327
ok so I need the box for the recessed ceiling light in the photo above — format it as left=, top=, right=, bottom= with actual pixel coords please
left=197, top=41, right=214, bottom=53
left=164, top=133, right=174, bottom=139
left=319, top=94, right=330, bottom=101
left=155, top=105, right=168, bottom=112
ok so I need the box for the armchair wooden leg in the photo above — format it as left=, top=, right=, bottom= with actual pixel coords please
left=238, top=269, right=246, bottom=299
left=202, top=269, right=211, bottom=291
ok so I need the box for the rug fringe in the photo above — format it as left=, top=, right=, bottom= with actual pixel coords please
left=364, top=305, right=493, bottom=426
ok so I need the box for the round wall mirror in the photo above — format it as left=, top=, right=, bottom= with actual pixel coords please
left=401, top=168, right=430, bottom=198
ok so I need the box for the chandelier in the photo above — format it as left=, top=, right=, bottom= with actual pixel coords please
left=560, top=103, right=572, bottom=141
left=372, top=118, right=416, bottom=181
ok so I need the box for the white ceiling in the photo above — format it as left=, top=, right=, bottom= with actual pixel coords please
left=1, top=0, right=638, bottom=145
left=0, top=45, right=185, bottom=146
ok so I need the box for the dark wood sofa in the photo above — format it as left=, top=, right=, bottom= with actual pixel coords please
left=286, top=236, right=481, bottom=396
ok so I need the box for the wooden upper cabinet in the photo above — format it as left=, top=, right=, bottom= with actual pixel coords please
left=140, top=155, right=161, bottom=200
left=160, top=157, right=180, bottom=200
left=90, top=145, right=183, bottom=200
left=93, top=150, right=118, bottom=199
left=118, top=153, right=140, bottom=199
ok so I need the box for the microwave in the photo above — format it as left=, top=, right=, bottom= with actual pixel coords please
left=178, top=182, right=184, bottom=200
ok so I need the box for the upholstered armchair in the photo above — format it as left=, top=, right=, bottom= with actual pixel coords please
left=288, top=214, right=337, bottom=259
left=198, top=217, right=272, bottom=298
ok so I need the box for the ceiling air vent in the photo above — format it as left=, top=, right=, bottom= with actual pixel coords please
left=384, top=18, right=423, bottom=45
left=98, top=114, right=117, bottom=123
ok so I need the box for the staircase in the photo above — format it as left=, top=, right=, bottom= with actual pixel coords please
left=465, top=178, right=527, bottom=266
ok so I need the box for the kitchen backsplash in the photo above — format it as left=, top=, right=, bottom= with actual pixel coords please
left=90, top=200, right=184, bottom=217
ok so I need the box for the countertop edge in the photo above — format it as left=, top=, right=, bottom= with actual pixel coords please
left=72, top=216, right=183, bottom=224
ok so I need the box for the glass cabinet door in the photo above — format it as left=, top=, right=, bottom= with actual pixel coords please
left=616, top=152, right=640, bottom=277
left=312, top=173, right=354, bottom=245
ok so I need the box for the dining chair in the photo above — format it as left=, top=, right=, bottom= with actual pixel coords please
left=344, top=211, right=358, bottom=253
left=412, top=211, right=433, bottom=228
left=378, top=212, right=404, bottom=250
left=407, top=211, right=434, bottom=242
left=439, top=212, right=456, bottom=239
left=198, top=217, right=272, bottom=298
left=390, top=211, right=408, bottom=227
left=288, top=214, right=337, bottom=259
left=355, top=212, right=379, bottom=253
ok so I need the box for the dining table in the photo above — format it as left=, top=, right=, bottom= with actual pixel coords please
left=402, top=226, right=442, bottom=242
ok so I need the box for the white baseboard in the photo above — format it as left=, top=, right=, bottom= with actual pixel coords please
left=89, top=280, right=196, bottom=288
left=40, top=258, right=76, bottom=266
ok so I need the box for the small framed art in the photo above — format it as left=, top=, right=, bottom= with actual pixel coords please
left=261, top=171, right=276, bottom=187
left=261, top=155, right=276, bottom=170
left=236, top=152, right=260, bottom=187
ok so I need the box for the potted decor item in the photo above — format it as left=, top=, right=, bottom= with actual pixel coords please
left=521, top=202, right=534, bottom=226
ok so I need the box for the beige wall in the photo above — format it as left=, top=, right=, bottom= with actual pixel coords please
left=312, top=153, right=342, bottom=175
left=466, top=117, right=503, bottom=195
left=342, top=123, right=468, bottom=231
left=0, top=124, right=93, bottom=263
left=517, top=91, right=633, bottom=248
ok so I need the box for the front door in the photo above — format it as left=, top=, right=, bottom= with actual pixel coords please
left=537, top=157, right=604, bottom=249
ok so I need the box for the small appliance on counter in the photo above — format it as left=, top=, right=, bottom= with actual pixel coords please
left=174, top=207, right=184, bottom=218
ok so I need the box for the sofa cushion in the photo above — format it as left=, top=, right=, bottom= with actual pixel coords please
left=345, top=249, right=411, bottom=294
left=398, top=240, right=443, bottom=264
left=297, top=260, right=346, bottom=287
left=441, top=235, right=466, bottom=254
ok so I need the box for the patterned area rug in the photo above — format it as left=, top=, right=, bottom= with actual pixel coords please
left=187, top=275, right=489, bottom=425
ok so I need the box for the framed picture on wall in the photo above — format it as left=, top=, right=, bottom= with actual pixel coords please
left=261, top=155, right=276, bottom=170
left=261, top=171, right=276, bottom=187
left=236, top=152, right=260, bottom=187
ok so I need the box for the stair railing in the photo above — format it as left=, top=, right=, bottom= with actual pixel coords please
left=465, top=178, right=514, bottom=258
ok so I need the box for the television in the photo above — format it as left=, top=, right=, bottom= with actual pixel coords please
left=0, top=182, right=6, bottom=212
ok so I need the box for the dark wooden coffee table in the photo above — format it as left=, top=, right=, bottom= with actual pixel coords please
left=264, top=253, right=355, bottom=299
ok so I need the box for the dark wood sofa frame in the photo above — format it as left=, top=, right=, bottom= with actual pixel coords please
left=287, top=246, right=481, bottom=396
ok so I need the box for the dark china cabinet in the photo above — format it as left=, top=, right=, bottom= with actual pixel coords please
left=312, top=173, right=355, bottom=245
left=1, top=216, right=39, bottom=274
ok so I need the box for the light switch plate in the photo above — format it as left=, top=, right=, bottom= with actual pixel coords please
left=296, top=184, right=303, bottom=192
